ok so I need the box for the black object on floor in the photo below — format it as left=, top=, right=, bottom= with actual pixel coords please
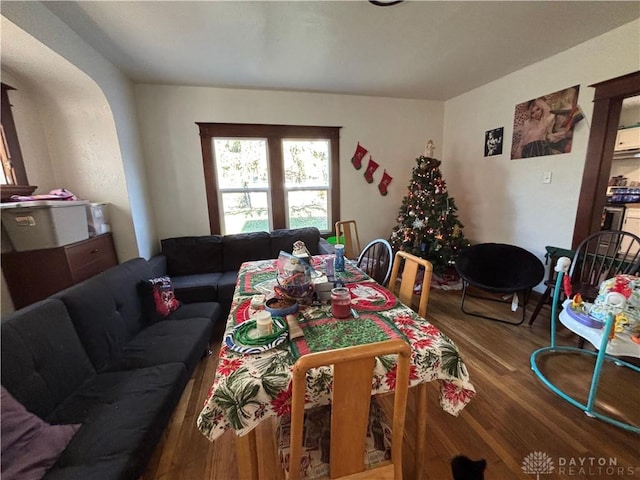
left=451, top=455, right=486, bottom=480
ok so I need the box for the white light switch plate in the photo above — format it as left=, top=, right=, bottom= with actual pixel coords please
left=543, top=171, right=552, bottom=184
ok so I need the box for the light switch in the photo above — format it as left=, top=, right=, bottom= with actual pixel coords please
left=543, top=171, right=552, bottom=184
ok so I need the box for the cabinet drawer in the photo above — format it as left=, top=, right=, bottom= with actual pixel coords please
left=71, top=256, right=116, bottom=283
left=66, top=234, right=117, bottom=272
left=3, top=233, right=118, bottom=309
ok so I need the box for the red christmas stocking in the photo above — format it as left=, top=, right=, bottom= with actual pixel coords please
left=378, top=170, right=393, bottom=196
left=351, top=142, right=368, bottom=170
left=364, top=157, right=379, bottom=183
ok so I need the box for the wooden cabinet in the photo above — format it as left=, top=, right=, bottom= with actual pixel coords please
left=615, top=126, right=640, bottom=151
left=1, top=233, right=118, bottom=309
left=620, top=206, right=640, bottom=254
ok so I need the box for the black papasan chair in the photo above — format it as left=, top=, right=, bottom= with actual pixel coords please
left=455, top=243, right=545, bottom=325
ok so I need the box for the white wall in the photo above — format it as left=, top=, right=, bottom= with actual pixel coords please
left=135, top=85, right=443, bottom=246
left=443, top=19, right=640, bottom=275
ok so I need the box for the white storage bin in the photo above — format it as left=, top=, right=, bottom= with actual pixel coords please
left=86, top=202, right=110, bottom=236
left=1, top=200, right=89, bottom=251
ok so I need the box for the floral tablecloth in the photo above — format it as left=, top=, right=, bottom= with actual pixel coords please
left=197, top=256, right=476, bottom=441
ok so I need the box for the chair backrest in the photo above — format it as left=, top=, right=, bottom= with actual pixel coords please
left=388, top=251, right=433, bottom=318
left=288, top=339, right=411, bottom=480
left=357, top=239, right=393, bottom=286
left=335, top=220, right=361, bottom=260
left=569, top=230, right=640, bottom=301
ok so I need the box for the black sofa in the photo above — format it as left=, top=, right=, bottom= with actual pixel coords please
left=1, top=257, right=220, bottom=480
left=153, top=227, right=335, bottom=318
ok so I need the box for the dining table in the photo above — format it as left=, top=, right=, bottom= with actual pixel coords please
left=196, top=254, right=476, bottom=479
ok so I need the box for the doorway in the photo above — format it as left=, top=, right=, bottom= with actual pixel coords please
left=572, top=71, right=640, bottom=248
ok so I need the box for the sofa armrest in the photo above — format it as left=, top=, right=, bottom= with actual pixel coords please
left=148, top=254, right=168, bottom=277
left=319, top=238, right=336, bottom=255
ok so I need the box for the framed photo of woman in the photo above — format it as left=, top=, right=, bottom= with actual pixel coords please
left=511, top=85, right=581, bottom=160
left=484, top=127, right=503, bottom=157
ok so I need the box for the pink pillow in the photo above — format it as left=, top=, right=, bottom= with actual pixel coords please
left=1, top=387, right=80, bottom=480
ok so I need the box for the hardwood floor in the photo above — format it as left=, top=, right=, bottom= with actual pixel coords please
left=142, top=288, right=640, bottom=480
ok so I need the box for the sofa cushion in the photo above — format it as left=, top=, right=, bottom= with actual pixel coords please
left=270, top=227, right=322, bottom=257
left=172, top=272, right=222, bottom=303
left=169, top=301, right=221, bottom=323
left=99, top=257, right=154, bottom=334
left=45, top=364, right=187, bottom=480
left=101, top=316, right=214, bottom=373
left=222, top=231, right=272, bottom=271
left=147, top=254, right=167, bottom=278
left=217, top=271, right=240, bottom=303
left=55, top=258, right=154, bottom=372
left=1, top=299, right=95, bottom=420
left=55, top=276, right=130, bottom=372
left=1, top=387, right=80, bottom=480
left=139, top=276, right=182, bottom=322
left=162, top=236, right=223, bottom=275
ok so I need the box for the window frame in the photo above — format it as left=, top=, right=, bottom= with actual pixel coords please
left=197, top=123, right=341, bottom=235
left=1, top=83, right=36, bottom=200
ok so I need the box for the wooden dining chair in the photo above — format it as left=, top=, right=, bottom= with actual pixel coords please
left=277, top=339, right=411, bottom=480
left=565, top=230, right=640, bottom=301
left=388, top=251, right=433, bottom=318
left=357, top=238, right=393, bottom=286
left=529, top=231, right=640, bottom=326
left=335, top=220, right=361, bottom=260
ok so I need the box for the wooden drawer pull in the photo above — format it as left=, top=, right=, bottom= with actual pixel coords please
left=90, top=249, right=99, bottom=254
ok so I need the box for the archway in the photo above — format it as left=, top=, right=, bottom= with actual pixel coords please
left=573, top=71, right=640, bottom=247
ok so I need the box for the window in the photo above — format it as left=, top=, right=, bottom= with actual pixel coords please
left=198, top=123, right=341, bottom=235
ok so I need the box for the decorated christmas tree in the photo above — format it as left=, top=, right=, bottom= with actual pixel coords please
left=389, top=154, right=469, bottom=275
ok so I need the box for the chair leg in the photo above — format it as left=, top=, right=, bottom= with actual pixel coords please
left=460, top=282, right=527, bottom=326
left=528, top=285, right=552, bottom=326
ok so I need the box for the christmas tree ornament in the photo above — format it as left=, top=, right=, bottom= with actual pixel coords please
left=351, top=142, right=368, bottom=170
left=424, top=139, right=436, bottom=157
left=364, top=156, right=379, bottom=183
left=378, top=169, right=393, bottom=195
left=413, top=218, right=424, bottom=229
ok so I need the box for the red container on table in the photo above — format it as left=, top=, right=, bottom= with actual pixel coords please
left=331, top=287, right=351, bottom=319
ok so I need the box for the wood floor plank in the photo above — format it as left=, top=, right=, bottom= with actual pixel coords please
left=143, top=289, right=640, bottom=480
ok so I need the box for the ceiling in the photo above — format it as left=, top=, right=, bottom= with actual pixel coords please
left=8, top=2, right=640, bottom=100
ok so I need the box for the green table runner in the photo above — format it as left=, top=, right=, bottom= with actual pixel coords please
left=290, top=311, right=407, bottom=359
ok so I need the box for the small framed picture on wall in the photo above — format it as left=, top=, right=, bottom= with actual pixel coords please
left=484, top=127, right=503, bottom=157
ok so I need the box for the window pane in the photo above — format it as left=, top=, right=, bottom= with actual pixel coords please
left=221, top=192, right=270, bottom=234
left=213, top=139, right=269, bottom=189
left=1, top=125, right=16, bottom=185
left=283, top=140, right=329, bottom=187
left=287, top=190, right=328, bottom=230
